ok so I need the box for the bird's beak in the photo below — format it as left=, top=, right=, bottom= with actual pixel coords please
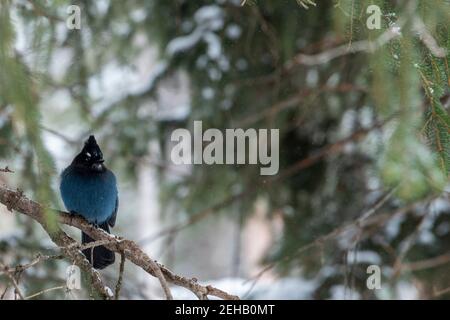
left=92, top=159, right=104, bottom=171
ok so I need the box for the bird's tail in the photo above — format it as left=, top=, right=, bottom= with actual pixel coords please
left=82, top=222, right=115, bottom=269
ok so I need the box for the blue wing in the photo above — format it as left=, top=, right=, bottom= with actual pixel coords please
left=108, top=196, right=118, bottom=227
left=60, top=167, right=118, bottom=225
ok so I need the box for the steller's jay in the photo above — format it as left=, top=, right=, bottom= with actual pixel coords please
left=60, top=135, right=118, bottom=269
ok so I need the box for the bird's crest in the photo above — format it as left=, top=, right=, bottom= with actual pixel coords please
left=79, top=135, right=104, bottom=165
left=85, top=135, right=98, bottom=147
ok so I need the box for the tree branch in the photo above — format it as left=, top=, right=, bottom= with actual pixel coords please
left=0, top=185, right=239, bottom=300
left=0, top=166, right=14, bottom=173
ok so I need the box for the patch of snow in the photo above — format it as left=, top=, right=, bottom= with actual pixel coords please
left=196, top=55, right=209, bottom=69
left=194, top=5, right=224, bottom=31
left=218, top=56, right=230, bottom=71
left=326, top=72, right=340, bottom=87
left=226, top=24, right=242, bottom=39
left=346, top=250, right=382, bottom=265
left=306, top=69, right=319, bottom=87
left=202, top=87, right=215, bottom=100
left=166, top=5, right=225, bottom=66
left=396, top=281, right=418, bottom=299
left=208, top=68, right=222, bottom=81
left=204, top=32, right=222, bottom=59
left=418, top=231, right=435, bottom=244
left=385, top=214, right=405, bottom=240
left=167, top=29, right=204, bottom=56
left=330, top=285, right=361, bottom=300
left=94, top=0, right=110, bottom=15
left=130, top=8, right=147, bottom=23
left=430, top=198, right=450, bottom=213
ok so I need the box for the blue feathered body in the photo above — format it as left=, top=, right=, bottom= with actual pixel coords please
left=60, top=166, right=118, bottom=225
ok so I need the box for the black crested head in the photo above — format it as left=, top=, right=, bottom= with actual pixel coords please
left=72, top=135, right=105, bottom=172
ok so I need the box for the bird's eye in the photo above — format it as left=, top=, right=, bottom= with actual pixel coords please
left=85, top=152, right=91, bottom=160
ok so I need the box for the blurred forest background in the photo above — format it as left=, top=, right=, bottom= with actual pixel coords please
left=1, top=0, right=450, bottom=299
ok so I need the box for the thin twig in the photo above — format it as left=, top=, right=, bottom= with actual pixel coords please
left=147, top=258, right=173, bottom=300
left=434, top=285, right=450, bottom=298
left=25, top=286, right=65, bottom=300
left=401, top=252, right=450, bottom=272
left=26, top=0, right=63, bottom=22
left=0, top=166, right=14, bottom=173
left=0, top=285, right=10, bottom=299
left=40, top=126, right=78, bottom=146
left=114, top=253, right=125, bottom=300
left=0, top=262, right=25, bottom=300
left=0, top=253, right=63, bottom=275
